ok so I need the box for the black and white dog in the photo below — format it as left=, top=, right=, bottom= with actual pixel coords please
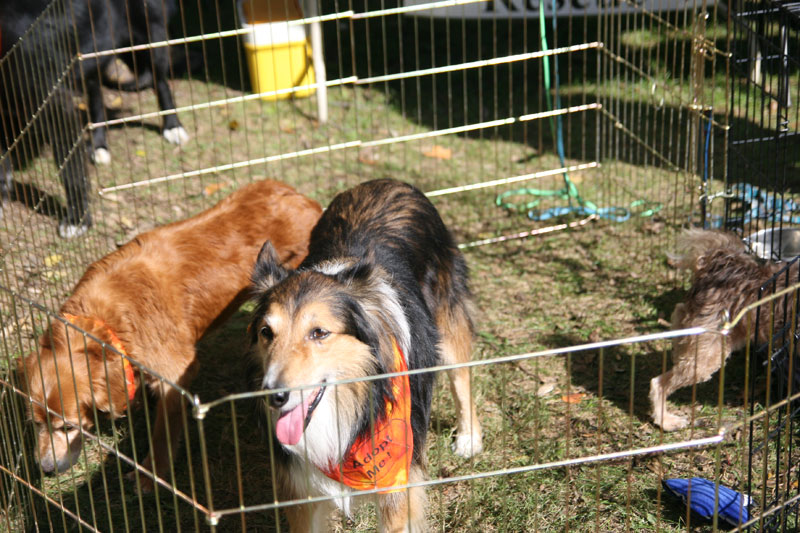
left=0, top=0, right=188, bottom=237
left=249, top=179, right=483, bottom=531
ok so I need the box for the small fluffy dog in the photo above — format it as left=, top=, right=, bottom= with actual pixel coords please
left=650, top=229, right=797, bottom=431
left=19, top=180, right=321, bottom=490
left=249, top=179, right=483, bottom=531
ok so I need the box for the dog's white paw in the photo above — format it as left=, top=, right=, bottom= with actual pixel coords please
left=656, top=412, right=689, bottom=432
left=92, top=147, right=111, bottom=165
left=58, top=221, right=89, bottom=239
left=452, top=432, right=483, bottom=458
left=163, top=126, right=189, bottom=145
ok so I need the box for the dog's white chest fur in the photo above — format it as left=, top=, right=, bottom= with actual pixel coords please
left=285, top=456, right=359, bottom=517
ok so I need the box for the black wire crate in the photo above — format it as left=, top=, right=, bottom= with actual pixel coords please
left=726, top=0, right=800, bottom=241
left=746, top=254, right=800, bottom=532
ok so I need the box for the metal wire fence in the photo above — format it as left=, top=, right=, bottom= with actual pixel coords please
left=1, top=0, right=792, bottom=530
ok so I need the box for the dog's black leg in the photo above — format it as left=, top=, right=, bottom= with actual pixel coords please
left=147, top=18, right=188, bottom=146
left=86, top=74, right=111, bottom=165
left=0, top=111, right=13, bottom=216
left=0, top=153, right=13, bottom=219
left=49, top=91, right=91, bottom=238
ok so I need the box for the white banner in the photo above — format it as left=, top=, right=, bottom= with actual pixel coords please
left=402, top=0, right=712, bottom=18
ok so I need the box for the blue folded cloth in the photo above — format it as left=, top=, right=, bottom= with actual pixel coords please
left=662, top=477, right=750, bottom=527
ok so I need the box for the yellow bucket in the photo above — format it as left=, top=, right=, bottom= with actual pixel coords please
left=241, top=0, right=315, bottom=100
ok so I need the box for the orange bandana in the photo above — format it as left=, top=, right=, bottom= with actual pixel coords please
left=321, top=338, right=413, bottom=493
left=62, top=313, right=137, bottom=402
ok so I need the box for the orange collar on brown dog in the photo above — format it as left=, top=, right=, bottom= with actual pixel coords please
left=62, top=313, right=137, bottom=402
left=321, top=338, right=414, bottom=494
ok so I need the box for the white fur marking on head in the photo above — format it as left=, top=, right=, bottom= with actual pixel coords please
left=311, top=260, right=410, bottom=351
left=367, top=278, right=411, bottom=356
left=313, top=259, right=354, bottom=276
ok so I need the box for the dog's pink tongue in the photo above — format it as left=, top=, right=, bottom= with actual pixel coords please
left=275, top=394, right=313, bottom=446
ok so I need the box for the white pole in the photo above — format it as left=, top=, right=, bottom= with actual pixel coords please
left=305, top=0, right=328, bottom=123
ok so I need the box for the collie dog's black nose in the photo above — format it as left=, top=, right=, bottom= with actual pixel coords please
left=269, top=390, right=289, bottom=408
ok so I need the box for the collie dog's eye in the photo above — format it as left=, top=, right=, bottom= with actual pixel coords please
left=309, top=328, right=330, bottom=341
left=259, top=325, right=274, bottom=341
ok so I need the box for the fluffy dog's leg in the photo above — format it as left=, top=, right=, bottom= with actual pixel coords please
left=283, top=501, right=332, bottom=532
left=378, top=465, right=427, bottom=533
left=651, top=330, right=730, bottom=431
left=650, top=368, right=690, bottom=431
left=437, top=306, right=482, bottom=458
left=279, top=467, right=334, bottom=532
left=651, top=303, right=689, bottom=430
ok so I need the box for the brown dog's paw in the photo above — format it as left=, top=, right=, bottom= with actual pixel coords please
left=125, top=468, right=155, bottom=493
left=657, top=412, right=690, bottom=432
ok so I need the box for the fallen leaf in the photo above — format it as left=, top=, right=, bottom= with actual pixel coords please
left=280, top=122, right=295, bottom=134
left=561, top=393, right=586, bottom=404
left=44, top=254, right=62, bottom=268
left=108, top=96, right=123, bottom=109
left=119, top=216, right=133, bottom=229
left=43, top=269, right=67, bottom=281
left=358, top=148, right=379, bottom=165
left=135, top=149, right=146, bottom=157
left=228, top=119, right=240, bottom=131
left=77, top=102, right=88, bottom=111
left=423, top=145, right=452, bottom=160
left=204, top=182, right=225, bottom=196
left=536, top=383, right=555, bottom=397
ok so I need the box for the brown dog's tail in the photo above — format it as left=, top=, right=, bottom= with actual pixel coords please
left=668, top=229, right=747, bottom=275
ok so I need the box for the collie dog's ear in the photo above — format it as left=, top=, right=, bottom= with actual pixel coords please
left=252, top=240, right=289, bottom=292
left=335, top=259, right=374, bottom=285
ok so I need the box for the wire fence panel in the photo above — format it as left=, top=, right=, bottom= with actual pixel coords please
left=1, top=0, right=797, bottom=531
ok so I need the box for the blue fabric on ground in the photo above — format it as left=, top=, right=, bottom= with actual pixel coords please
left=662, top=477, right=750, bottom=527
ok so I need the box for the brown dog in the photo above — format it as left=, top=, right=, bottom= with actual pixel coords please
left=650, top=229, right=797, bottom=431
left=19, top=180, right=321, bottom=489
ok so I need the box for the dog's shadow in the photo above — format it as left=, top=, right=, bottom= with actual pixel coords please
left=2, top=178, right=69, bottom=225
left=12, top=308, right=284, bottom=532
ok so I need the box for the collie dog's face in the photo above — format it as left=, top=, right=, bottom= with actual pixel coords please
left=250, top=244, right=409, bottom=463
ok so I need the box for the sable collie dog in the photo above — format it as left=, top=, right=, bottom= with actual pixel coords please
left=249, top=179, right=483, bottom=531
left=19, top=180, right=321, bottom=489
left=650, top=229, right=798, bottom=431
